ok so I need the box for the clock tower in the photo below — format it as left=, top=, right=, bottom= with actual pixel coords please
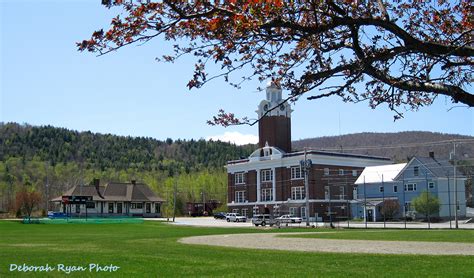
left=256, top=81, right=292, bottom=153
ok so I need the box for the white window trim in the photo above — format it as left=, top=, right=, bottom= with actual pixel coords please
left=352, top=170, right=358, bottom=177
left=261, top=188, right=273, bottom=202
left=289, top=207, right=297, bottom=216
left=235, top=172, right=245, bottom=185
left=291, top=186, right=305, bottom=200
left=339, top=186, right=345, bottom=200
left=261, top=169, right=273, bottom=182
left=324, top=168, right=330, bottom=176
left=235, top=191, right=246, bottom=203
left=404, top=183, right=417, bottom=192
left=301, top=207, right=307, bottom=219
left=339, top=169, right=344, bottom=176
left=428, top=182, right=435, bottom=189
left=291, top=166, right=303, bottom=180
left=393, top=185, right=398, bottom=193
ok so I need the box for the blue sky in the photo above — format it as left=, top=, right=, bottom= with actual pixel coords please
left=1, top=1, right=473, bottom=145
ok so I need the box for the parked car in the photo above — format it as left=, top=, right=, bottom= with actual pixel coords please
left=276, top=214, right=302, bottom=224
left=213, top=212, right=227, bottom=220
left=226, top=213, right=247, bottom=222
left=252, top=214, right=276, bottom=227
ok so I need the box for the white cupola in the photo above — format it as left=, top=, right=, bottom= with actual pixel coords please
left=256, top=81, right=292, bottom=118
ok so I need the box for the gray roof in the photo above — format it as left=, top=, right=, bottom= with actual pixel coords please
left=394, top=156, right=463, bottom=179
left=51, top=182, right=165, bottom=202
left=414, top=157, right=462, bottom=177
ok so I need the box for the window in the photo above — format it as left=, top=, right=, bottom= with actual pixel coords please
left=131, top=203, right=143, bottom=209
left=261, top=188, right=273, bottom=202
left=324, top=168, right=330, bottom=176
left=291, top=186, right=305, bottom=200
left=339, top=169, right=344, bottom=176
left=324, top=186, right=330, bottom=200
left=232, top=209, right=239, bottom=213
left=291, top=166, right=303, bottom=180
left=339, top=186, right=345, bottom=200
left=261, top=169, right=273, bottom=182
left=301, top=207, right=307, bottom=219
left=155, top=203, right=161, bottom=213
left=289, top=207, right=297, bottom=216
left=235, top=172, right=245, bottom=184
left=393, top=185, right=398, bottom=193
left=404, top=183, right=417, bottom=192
left=235, top=191, right=246, bottom=203
left=108, top=203, right=114, bottom=213
left=379, top=186, right=384, bottom=193
left=146, top=203, right=151, bottom=213
left=428, top=182, right=435, bottom=189
left=414, top=166, right=419, bottom=176
left=117, top=202, right=122, bottom=214
left=242, top=209, right=248, bottom=217
left=75, top=204, right=80, bottom=213
left=252, top=206, right=259, bottom=215
left=352, top=170, right=358, bottom=177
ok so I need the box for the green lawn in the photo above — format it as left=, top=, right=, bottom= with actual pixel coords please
left=0, top=221, right=473, bottom=277
left=282, top=229, right=474, bottom=243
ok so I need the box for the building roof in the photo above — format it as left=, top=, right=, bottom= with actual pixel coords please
left=355, top=163, right=407, bottom=184
left=284, top=150, right=391, bottom=161
left=354, top=156, right=464, bottom=185
left=394, top=156, right=462, bottom=179
left=51, top=181, right=165, bottom=203
left=227, top=149, right=391, bottom=165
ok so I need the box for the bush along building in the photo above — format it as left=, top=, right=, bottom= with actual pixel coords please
left=51, top=179, right=164, bottom=218
left=351, top=153, right=467, bottom=221
left=226, top=82, right=391, bottom=221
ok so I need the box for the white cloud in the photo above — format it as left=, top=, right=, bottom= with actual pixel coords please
left=206, top=132, right=258, bottom=145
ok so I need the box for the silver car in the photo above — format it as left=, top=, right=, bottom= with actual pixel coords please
left=276, top=214, right=302, bottom=223
left=226, top=213, right=247, bottom=222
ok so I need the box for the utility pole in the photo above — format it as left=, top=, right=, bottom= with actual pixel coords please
left=300, top=149, right=312, bottom=227
left=45, top=161, right=49, bottom=213
left=172, top=181, right=177, bottom=222
left=453, top=142, right=459, bottom=229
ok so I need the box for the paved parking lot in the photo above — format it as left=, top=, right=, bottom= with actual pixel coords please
left=149, top=217, right=474, bottom=229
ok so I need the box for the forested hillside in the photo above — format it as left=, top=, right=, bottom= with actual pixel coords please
left=1, top=122, right=254, bottom=173
left=1, top=123, right=472, bottom=215
left=293, top=132, right=474, bottom=162
left=0, top=122, right=254, bottom=215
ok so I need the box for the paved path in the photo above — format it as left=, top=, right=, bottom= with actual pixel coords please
left=179, top=232, right=474, bottom=256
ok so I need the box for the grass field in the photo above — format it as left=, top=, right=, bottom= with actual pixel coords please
left=1, top=221, right=473, bottom=277
left=282, top=229, right=474, bottom=243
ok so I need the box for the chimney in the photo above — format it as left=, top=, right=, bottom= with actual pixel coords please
left=429, top=152, right=435, bottom=159
left=131, top=180, right=136, bottom=185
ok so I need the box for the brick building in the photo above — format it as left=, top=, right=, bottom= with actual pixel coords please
left=226, top=82, right=391, bottom=221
